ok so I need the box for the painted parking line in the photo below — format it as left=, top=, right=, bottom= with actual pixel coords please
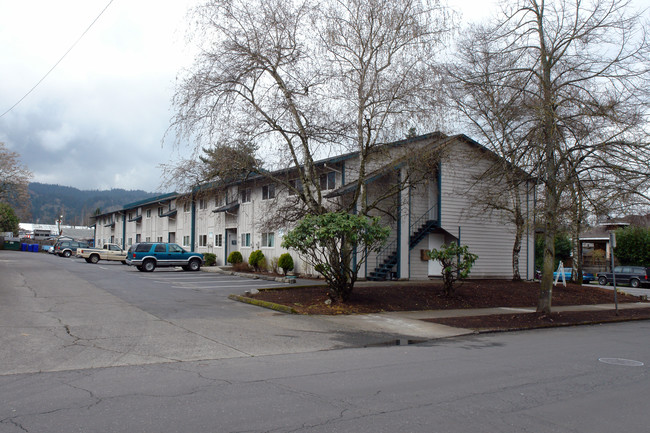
left=173, top=283, right=284, bottom=290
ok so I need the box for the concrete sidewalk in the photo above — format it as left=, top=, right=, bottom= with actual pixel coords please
left=315, top=302, right=650, bottom=340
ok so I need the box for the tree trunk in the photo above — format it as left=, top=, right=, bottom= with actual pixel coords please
left=512, top=202, right=524, bottom=281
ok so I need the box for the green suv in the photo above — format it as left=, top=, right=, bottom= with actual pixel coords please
left=125, top=242, right=204, bottom=272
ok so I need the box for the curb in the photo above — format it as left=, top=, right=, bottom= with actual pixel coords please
left=228, top=294, right=297, bottom=314
left=202, top=266, right=297, bottom=284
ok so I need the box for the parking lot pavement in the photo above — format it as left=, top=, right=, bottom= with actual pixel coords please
left=3, top=251, right=443, bottom=375
left=133, top=272, right=290, bottom=291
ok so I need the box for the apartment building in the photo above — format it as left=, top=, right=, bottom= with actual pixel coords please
left=93, top=132, right=535, bottom=280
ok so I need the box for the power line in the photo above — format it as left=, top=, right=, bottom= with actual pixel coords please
left=0, top=0, right=116, bottom=119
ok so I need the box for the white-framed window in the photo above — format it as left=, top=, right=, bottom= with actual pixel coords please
left=158, top=207, right=164, bottom=217
left=240, top=188, right=251, bottom=203
left=145, top=237, right=151, bottom=242
left=183, top=201, right=191, bottom=212
left=215, top=234, right=223, bottom=247
left=146, top=209, right=152, bottom=218
left=127, top=237, right=133, bottom=246
left=319, top=171, right=336, bottom=190
left=183, top=235, right=190, bottom=246
left=136, top=234, right=141, bottom=243
left=262, top=184, right=275, bottom=200
left=157, top=236, right=163, bottom=242
left=241, top=233, right=251, bottom=247
left=199, top=235, right=207, bottom=247
left=128, top=212, right=133, bottom=220
left=199, top=198, right=208, bottom=210
left=261, top=232, right=274, bottom=248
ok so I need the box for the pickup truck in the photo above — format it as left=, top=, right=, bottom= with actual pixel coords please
left=77, top=243, right=127, bottom=264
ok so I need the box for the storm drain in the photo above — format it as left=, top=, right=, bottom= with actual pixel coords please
left=598, top=358, right=644, bottom=367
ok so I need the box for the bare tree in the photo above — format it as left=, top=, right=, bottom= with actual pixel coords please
left=0, top=142, right=32, bottom=220
left=447, top=26, right=536, bottom=281
left=170, top=0, right=451, bottom=219
left=318, top=0, right=451, bottom=214
left=448, top=0, right=650, bottom=314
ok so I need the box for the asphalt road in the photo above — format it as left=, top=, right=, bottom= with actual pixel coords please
left=2, top=250, right=649, bottom=432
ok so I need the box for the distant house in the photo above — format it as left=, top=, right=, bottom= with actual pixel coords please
left=93, top=132, right=536, bottom=280
left=580, top=214, right=650, bottom=273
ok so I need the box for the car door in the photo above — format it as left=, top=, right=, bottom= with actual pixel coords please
left=619, top=267, right=633, bottom=284
left=167, top=243, right=186, bottom=266
left=153, top=243, right=168, bottom=265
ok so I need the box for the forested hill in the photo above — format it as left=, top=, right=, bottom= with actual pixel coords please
left=28, top=183, right=158, bottom=226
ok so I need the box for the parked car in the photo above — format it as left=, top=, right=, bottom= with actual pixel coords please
left=553, top=270, right=595, bottom=283
left=597, top=266, right=650, bottom=288
left=54, top=240, right=90, bottom=257
left=77, top=243, right=127, bottom=264
left=125, top=242, right=204, bottom=272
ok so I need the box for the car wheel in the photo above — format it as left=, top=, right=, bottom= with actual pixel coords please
left=136, top=266, right=144, bottom=272
left=63, top=250, right=71, bottom=258
left=188, top=259, right=201, bottom=272
left=121, top=261, right=127, bottom=265
left=630, top=278, right=640, bottom=288
left=598, top=276, right=608, bottom=286
left=85, top=258, right=92, bottom=263
left=143, top=259, right=156, bottom=272
left=90, top=255, right=99, bottom=264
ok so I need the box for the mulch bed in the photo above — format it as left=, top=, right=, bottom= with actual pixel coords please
left=425, top=308, right=650, bottom=331
left=245, top=279, right=650, bottom=330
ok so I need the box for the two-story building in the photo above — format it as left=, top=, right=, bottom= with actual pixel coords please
left=93, top=132, right=535, bottom=280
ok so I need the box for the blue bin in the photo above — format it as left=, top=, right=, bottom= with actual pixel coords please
left=21, top=243, right=28, bottom=251
left=31, top=244, right=39, bottom=252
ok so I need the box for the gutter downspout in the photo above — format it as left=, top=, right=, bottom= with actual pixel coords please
left=191, top=197, right=196, bottom=252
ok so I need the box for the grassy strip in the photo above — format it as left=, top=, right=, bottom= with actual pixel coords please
left=228, top=294, right=297, bottom=314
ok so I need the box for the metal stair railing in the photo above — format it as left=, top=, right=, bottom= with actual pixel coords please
left=369, top=204, right=439, bottom=280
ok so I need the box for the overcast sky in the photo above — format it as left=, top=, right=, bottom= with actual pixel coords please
left=0, top=0, right=499, bottom=192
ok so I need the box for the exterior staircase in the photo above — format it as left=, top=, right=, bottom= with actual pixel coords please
left=367, top=215, right=439, bottom=281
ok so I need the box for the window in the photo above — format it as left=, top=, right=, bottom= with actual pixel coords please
left=146, top=209, right=152, bottom=218
left=241, top=233, right=251, bottom=247
left=262, top=184, right=275, bottom=200
left=127, top=237, right=132, bottom=246
left=169, top=244, right=184, bottom=253
left=183, top=201, right=191, bottom=212
left=215, top=234, right=223, bottom=247
left=128, top=212, right=133, bottom=220
left=183, top=235, right=190, bottom=246
left=145, top=237, right=151, bottom=242
left=240, top=188, right=251, bottom=203
left=261, top=232, right=275, bottom=248
left=199, top=235, right=207, bottom=247
left=158, top=207, right=164, bottom=216
left=199, top=198, right=208, bottom=210
left=135, top=234, right=141, bottom=243
left=157, top=236, right=163, bottom=242
left=288, top=179, right=303, bottom=196
left=320, top=171, right=336, bottom=190
left=154, top=244, right=166, bottom=253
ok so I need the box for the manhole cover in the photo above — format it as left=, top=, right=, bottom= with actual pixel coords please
left=598, top=358, right=644, bottom=367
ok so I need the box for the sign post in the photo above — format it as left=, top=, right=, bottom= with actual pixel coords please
left=610, top=232, right=618, bottom=315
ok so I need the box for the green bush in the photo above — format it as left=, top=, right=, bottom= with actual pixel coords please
left=614, top=226, right=650, bottom=267
left=227, top=251, right=243, bottom=265
left=427, top=243, right=478, bottom=296
left=278, top=253, right=294, bottom=275
left=248, top=250, right=266, bottom=271
left=204, top=253, right=216, bottom=266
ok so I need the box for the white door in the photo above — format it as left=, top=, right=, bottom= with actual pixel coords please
left=428, top=233, right=444, bottom=277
